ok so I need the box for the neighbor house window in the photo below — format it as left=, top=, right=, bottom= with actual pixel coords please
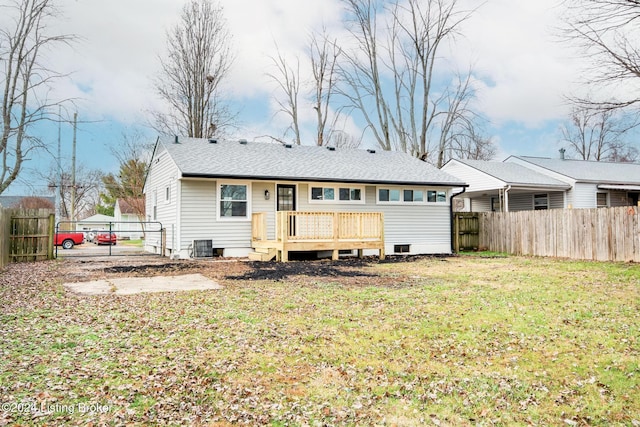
left=378, top=188, right=445, bottom=203
left=491, top=196, right=501, bottom=212
left=165, top=186, right=171, bottom=203
left=153, top=190, right=158, bottom=220
left=310, top=185, right=363, bottom=203
left=219, top=184, right=248, bottom=218
left=597, top=192, right=608, bottom=208
left=534, top=193, right=548, bottom=210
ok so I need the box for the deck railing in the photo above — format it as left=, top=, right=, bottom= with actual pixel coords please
left=251, top=211, right=385, bottom=261
left=276, top=211, right=383, bottom=242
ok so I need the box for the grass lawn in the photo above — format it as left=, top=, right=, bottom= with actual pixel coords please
left=0, top=255, right=638, bottom=425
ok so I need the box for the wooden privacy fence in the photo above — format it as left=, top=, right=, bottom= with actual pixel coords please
left=479, top=206, right=640, bottom=262
left=0, top=207, right=55, bottom=269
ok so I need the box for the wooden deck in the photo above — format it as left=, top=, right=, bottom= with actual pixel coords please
left=251, top=211, right=385, bottom=262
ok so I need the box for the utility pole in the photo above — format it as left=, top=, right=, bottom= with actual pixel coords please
left=70, top=112, right=77, bottom=222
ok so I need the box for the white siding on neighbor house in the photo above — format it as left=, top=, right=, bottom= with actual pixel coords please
left=571, top=183, right=599, bottom=208
left=470, top=196, right=492, bottom=212
left=144, top=147, right=180, bottom=252
left=298, top=184, right=452, bottom=254
left=441, top=160, right=503, bottom=192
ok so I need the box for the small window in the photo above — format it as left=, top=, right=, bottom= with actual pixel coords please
left=394, top=244, right=410, bottom=253
left=427, top=190, right=447, bottom=203
left=310, top=186, right=361, bottom=202
left=534, top=193, right=548, bottom=210
left=403, top=190, right=424, bottom=202
left=491, top=197, right=501, bottom=212
left=339, top=187, right=361, bottom=201
left=165, top=186, right=171, bottom=202
left=220, top=184, right=248, bottom=218
left=597, top=192, right=608, bottom=208
left=379, top=189, right=390, bottom=202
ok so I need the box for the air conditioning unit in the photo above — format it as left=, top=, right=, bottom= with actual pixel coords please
left=192, top=239, right=213, bottom=258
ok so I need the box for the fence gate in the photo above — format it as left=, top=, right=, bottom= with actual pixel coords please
left=7, top=208, right=55, bottom=263
left=453, top=212, right=480, bottom=252
left=55, top=220, right=164, bottom=258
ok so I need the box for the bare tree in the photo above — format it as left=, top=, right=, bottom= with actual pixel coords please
left=448, top=123, right=496, bottom=161
left=152, top=0, right=235, bottom=139
left=560, top=106, right=639, bottom=162
left=339, top=0, right=482, bottom=161
left=266, top=47, right=302, bottom=145
left=0, top=0, right=73, bottom=194
left=44, top=165, right=103, bottom=220
left=309, top=29, right=341, bottom=146
left=562, top=0, right=640, bottom=112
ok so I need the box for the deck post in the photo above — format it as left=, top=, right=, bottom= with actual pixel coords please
left=379, top=213, right=385, bottom=260
left=332, top=212, right=340, bottom=260
left=281, top=212, right=289, bottom=262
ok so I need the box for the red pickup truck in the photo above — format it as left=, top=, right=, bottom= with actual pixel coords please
left=55, top=232, right=85, bottom=249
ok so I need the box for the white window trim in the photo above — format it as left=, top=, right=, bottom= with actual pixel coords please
left=376, top=186, right=449, bottom=205
left=217, top=181, right=252, bottom=221
left=307, top=183, right=366, bottom=204
left=533, top=193, right=549, bottom=210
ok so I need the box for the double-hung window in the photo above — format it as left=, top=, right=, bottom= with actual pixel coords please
left=219, top=183, right=248, bottom=219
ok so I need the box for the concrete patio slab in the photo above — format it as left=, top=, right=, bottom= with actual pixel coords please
left=64, top=273, right=223, bottom=295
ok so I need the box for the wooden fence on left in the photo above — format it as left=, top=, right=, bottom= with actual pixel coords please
left=0, top=208, right=55, bottom=269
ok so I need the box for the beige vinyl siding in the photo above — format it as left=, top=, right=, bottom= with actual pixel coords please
left=144, top=147, right=179, bottom=251
left=549, top=191, right=565, bottom=209
left=299, top=184, right=452, bottom=254
left=471, top=196, right=492, bottom=212
left=180, top=179, right=253, bottom=253
left=252, top=181, right=276, bottom=240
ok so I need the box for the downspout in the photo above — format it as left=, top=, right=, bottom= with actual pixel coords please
left=449, top=186, right=467, bottom=253
left=504, top=185, right=512, bottom=212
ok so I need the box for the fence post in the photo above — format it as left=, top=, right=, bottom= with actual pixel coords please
left=47, top=213, right=55, bottom=260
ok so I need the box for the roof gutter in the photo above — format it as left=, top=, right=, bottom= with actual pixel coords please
left=180, top=172, right=467, bottom=188
left=449, top=186, right=467, bottom=253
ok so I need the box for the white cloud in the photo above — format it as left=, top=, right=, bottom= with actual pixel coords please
left=454, top=0, right=582, bottom=127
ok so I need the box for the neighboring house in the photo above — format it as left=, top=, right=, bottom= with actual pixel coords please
left=143, top=136, right=467, bottom=259
left=76, top=214, right=116, bottom=232
left=114, top=198, right=145, bottom=240
left=442, top=152, right=640, bottom=212
left=506, top=155, right=640, bottom=209
left=441, top=159, right=571, bottom=212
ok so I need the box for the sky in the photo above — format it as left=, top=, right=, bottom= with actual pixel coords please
left=2, top=0, right=609, bottom=196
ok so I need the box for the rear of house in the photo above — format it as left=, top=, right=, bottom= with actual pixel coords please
left=143, top=137, right=467, bottom=259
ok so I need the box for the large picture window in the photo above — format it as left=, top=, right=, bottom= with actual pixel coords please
left=219, top=184, right=248, bottom=218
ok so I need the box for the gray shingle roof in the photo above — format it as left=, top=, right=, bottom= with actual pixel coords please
left=157, top=137, right=466, bottom=186
left=514, top=156, right=640, bottom=184
left=453, top=159, right=570, bottom=188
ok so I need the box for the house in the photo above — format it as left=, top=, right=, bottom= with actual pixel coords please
left=143, top=136, right=467, bottom=260
left=441, top=152, right=640, bottom=212
left=114, top=198, right=145, bottom=240
left=441, top=159, right=571, bottom=212
left=76, top=213, right=116, bottom=232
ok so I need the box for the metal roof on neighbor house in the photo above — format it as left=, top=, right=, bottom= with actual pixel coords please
left=512, top=156, right=640, bottom=185
left=157, top=136, right=467, bottom=187
left=450, top=159, right=570, bottom=189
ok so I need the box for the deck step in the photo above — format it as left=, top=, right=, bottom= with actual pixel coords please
left=248, top=248, right=277, bottom=261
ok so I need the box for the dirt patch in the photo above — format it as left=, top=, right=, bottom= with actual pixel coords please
left=64, top=273, right=223, bottom=295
